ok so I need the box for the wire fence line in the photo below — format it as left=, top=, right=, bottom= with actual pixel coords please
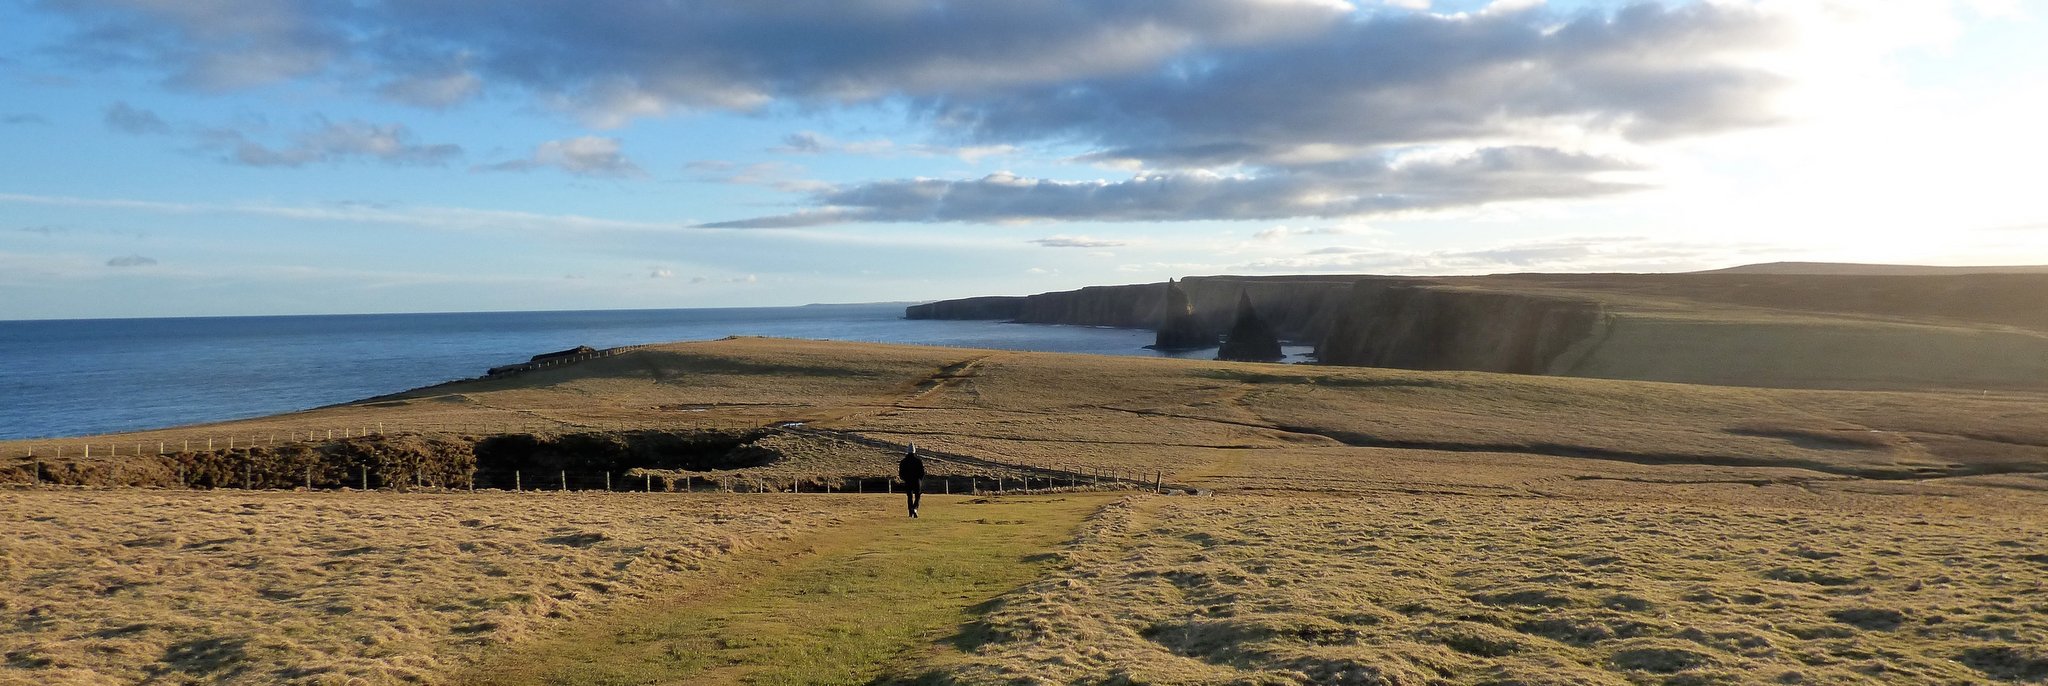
left=1, top=421, right=1183, bottom=494
left=0, top=420, right=776, bottom=461
left=480, top=343, right=656, bottom=377
left=5, top=459, right=1171, bottom=495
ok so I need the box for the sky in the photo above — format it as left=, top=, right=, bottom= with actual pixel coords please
left=0, top=0, right=2044, bottom=319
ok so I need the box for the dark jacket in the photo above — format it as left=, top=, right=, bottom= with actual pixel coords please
left=899, top=453, right=925, bottom=482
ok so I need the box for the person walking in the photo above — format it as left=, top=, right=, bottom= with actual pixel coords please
left=899, top=443, right=925, bottom=518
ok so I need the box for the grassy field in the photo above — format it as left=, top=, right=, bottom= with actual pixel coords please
left=466, top=494, right=1109, bottom=686
left=6, top=337, right=2048, bottom=684
left=938, top=493, right=2048, bottom=684
left=0, top=490, right=867, bottom=685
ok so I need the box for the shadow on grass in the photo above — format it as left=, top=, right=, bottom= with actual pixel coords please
left=646, top=352, right=890, bottom=380
left=864, top=595, right=1014, bottom=685
left=1194, top=369, right=1444, bottom=389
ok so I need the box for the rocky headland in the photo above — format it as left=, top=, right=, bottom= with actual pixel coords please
left=905, top=267, right=2048, bottom=390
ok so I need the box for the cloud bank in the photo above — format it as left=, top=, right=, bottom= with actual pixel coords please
left=36, top=1, right=1821, bottom=225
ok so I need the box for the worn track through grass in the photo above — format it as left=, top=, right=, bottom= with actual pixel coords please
left=461, top=493, right=1113, bottom=686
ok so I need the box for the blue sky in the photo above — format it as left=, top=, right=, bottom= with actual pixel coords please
left=1, top=0, right=2044, bottom=319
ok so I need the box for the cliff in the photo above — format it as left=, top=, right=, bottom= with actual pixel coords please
left=903, top=271, right=2048, bottom=390
left=1217, top=292, right=1284, bottom=362
left=1152, top=279, right=1214, bottom=350
left=905, top=276, right=1357, bottom=341
left=905, top=296, right=1025, bottom=320
left=1314, top=282, right=1604, bottom=373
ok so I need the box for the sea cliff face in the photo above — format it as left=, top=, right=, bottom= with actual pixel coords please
left=989, top=276, right=1360, bottom=342
left=904, top=296, right=1025, bottom=320
left=1313, top=282, right=1605, bottom=373
left=902, top=273, right=2048, bottom=390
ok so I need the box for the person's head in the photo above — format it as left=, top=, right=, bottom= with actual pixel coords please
left=905, top=442, right=916, bottom=456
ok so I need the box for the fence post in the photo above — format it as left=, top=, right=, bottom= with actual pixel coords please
left=158, top=442, right=164, bottom=456
left=515, top=470, right=521, bottom=492
left=305, top=466, right=312, bottom=490
left=207, top=437, right=213, bottom=451
left=362, top=466, right=369, bottom=491
left=606, top=472, right=612, bottom=492
left=84, top=444, right=90, bottom=458
left=244, top=460, right=252, bottom=490
left=1156, top=471, right=1163, bottom=494
left=560, top=470, right=566, bottom=492
left=645, top=473, right=651, bottom=492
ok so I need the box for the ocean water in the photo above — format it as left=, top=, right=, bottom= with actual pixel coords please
left=0, top=304, right=1310, bottom=440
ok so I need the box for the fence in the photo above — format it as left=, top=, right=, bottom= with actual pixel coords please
left=5, top=459, right=1172, bottom=495
left=481, top=343, right=655, bottom=377
left=1, top=423, right=1182, bottom=494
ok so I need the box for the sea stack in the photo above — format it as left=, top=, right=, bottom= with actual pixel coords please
left=1218, top=291, right=1285, bottom=362
left=1152, top=279, right=1215, bottom=350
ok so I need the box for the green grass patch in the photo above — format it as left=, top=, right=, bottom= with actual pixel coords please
left=463, top=494, right=1109, bottom=686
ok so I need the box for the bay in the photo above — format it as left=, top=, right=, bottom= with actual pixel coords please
left=0, top=304, right=1309, bottom=439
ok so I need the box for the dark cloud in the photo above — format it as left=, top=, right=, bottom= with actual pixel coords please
left=778, top=132, right=826, bottom=154
left=474, top=136, right=643, bottom=178
left=377, top=66, right=482, bottom=108
left=36, top=0, right=1345, bottom=116
left=32, top=2, right=1793, bottom=141
left=31, top=1, right=1803, bottom=224
left=39, top=0, right=352, bottom=91
left=106, top=254, right=157, bottom=267
left=932, top=3, right=1789, bottom=169
left=208, top=119, right=461, bottom=167
left=704, top=147, right=1641, bottom=228
left=104, top=101, right=170, bottom=134
left=1030, top=236, right=1128, bottom=248
left=3, top=113, right=50, bottom=125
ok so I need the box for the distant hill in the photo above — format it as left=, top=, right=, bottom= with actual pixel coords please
left=1699, top=262, right=2048, bottom=275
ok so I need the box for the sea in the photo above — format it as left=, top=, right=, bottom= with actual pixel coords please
left=0, top=304, right=1312, bottom=440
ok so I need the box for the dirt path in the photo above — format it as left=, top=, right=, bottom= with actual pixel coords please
left=462, top=493, right=1112, bottom=685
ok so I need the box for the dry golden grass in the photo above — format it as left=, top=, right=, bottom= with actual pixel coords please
left=0, top=489, right=867, bottom=685
left=7, top=338, right=2048, bottom=684
left=935, top=492, right=2048, bottom=685
left=11, top=338, right=2045, bottom=485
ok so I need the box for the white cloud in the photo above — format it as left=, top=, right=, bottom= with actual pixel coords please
left=106, top=254, right=158, bottom=267
left=1030, top=236, right=1129, bottom=248
left=477, top=136, right=644, bottom=178
left=215, top=119, right=462, bottom=167
left=1252, top=225, right=1357, bottom=241
left=1235, top=236, right=1793, bottom=274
